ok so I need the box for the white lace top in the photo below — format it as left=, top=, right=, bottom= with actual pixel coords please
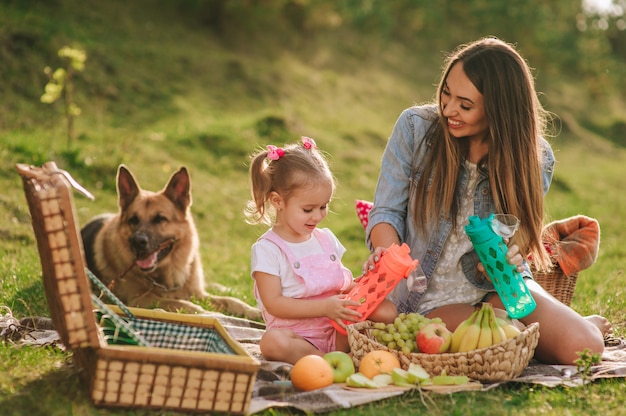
left=416, top=161, right=488, bottom=314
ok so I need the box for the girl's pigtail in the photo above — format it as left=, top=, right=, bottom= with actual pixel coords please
left=245, top=149, right=273, bottom=225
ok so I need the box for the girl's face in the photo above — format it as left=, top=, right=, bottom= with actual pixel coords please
left=272, top=181, right=332, bottom=243
left=440, top=62, right=489, bottom=143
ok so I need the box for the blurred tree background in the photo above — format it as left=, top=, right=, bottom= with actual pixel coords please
left=1, top=0, right=626, bottom=169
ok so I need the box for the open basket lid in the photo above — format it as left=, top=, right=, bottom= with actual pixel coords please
left=16, top=161, right=103, bottom=350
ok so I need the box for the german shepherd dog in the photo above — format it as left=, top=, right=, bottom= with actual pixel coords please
left=81, top=165, right=261, bottom=320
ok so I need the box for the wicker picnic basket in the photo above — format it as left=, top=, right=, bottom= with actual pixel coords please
left=16, top=162, right=260, bottom=414
left=533, top=266, right=578, bottom=306
left=348, top=320, right=539, bottom=383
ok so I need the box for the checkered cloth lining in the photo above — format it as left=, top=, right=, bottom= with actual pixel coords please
left=87, top=269, right=235, bottom=354
left=92, top=294, right=151, bottom=346
left=126, top=317, right=236, bottom=355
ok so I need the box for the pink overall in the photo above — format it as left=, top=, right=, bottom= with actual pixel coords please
left=257, top=229, right=352, bottom=353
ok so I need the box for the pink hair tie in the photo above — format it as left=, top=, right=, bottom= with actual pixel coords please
left=266, top=145, right=285, bottom=161
left=301, top=136, right=316, bottom=150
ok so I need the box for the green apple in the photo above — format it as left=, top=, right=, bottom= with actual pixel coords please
left=391, top=367, right=415, bottom=388
left=432, top=370, right=470, bottom=385
left=346, top=372, right=379, bottom=388
left=407, top=363, right=431, bottom=384
left=323, top=351, right=355, bottom=383
left=372, top=373, right=393, bottom=387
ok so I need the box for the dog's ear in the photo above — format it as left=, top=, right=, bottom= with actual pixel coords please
left=117, top=165, right=141, bottom=210
left=164, top=167, right=191, bottom=211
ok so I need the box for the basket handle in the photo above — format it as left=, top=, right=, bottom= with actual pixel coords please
left=16, top=162, right=96, bottom=200
left=91, top=294, right=151, bottom=346
left=87, top=268, right=136, bottom=318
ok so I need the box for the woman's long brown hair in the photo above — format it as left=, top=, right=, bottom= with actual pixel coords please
left=412, top=37, right=552, bottom=271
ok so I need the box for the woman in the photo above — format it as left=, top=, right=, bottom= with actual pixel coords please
left=366, top=37, right=610, bottom=364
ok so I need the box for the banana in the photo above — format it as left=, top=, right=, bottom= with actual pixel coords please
left=488, top=306, right=506, bottom=345
left=476, top=304, right=493, bottom=349
left=457, top=305, right=484, bottom=352
left=449, top=309, right=479, bottom=353
left=502, top=323, right=522, bottom=339
left=495, top=317, right=522, bottom=339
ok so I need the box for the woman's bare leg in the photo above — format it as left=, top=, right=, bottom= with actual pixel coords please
left=425, top=303, right=477, bottom=331
left=334, top=332, right=351, bottom=353
left=585, top=314, right=612, bottom=336
left=489, top=279, right=606, bottom=364
left=424, top=281, right=608, bottom=365
left=368, top=299, right=398, bottom=324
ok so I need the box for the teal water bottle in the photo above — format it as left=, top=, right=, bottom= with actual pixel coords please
left=464, top=213, right=536, bottom=319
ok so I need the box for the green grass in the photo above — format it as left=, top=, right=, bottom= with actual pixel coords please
left=1, top=1, right=626, bottom=415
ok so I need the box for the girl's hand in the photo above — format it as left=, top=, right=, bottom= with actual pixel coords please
left=361, top=246, right=386, bottom=275
left=323, top=295, right=361, bottom=323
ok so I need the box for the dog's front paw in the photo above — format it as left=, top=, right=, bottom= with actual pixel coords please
left=243, top=305, right=263, bottom=321
left=209, top=295, right=263, bottom=321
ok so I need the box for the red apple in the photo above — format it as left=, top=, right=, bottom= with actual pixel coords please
left=416, top=322, right=452, bottom=354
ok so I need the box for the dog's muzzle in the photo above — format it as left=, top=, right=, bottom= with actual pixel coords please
left=131, top=234, right=175, bottom=272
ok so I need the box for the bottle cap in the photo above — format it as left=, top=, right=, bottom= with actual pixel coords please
left=379, top=243, right=419, bottom=277
left=464, top=213, right=497, bottom=244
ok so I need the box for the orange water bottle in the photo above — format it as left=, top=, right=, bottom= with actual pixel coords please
left=332, top=243, right=419, bottom=335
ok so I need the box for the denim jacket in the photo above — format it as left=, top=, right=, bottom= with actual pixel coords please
left=366, top=105, right=555, bottom=312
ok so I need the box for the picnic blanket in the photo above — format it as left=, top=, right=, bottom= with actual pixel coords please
left=2, top=306, right=625, bottom=414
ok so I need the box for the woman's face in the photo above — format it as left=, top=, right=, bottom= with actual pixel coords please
left=440, top=62, right=489, bottom=143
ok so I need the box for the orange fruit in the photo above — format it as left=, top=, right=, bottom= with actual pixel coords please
left=290, top=355, right=334, bottom=391
left=358, top=350, right=401, bottom=379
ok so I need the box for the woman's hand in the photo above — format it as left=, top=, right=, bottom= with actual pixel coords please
left=361, top=246, right=387, bottom=275
left=505, top=241, right=525, bottom=272
left=476, top=239, right=524, bottom=279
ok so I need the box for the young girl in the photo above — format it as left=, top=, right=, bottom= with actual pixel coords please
left=246, top=136, right=397, bottom=364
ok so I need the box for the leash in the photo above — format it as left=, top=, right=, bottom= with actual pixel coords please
left=107, top=237, right=182, bottom=293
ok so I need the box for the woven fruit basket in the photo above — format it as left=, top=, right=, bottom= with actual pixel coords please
left=348, top=320, right=539, bottom=383
left=17, top=162, right=260, bottom=414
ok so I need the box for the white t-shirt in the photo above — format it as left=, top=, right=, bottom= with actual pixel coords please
left=417, top=161, right=487, bottom=313
left=251, top=228, right=352, bottom=310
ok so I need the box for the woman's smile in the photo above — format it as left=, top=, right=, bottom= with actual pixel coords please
left=447, top=118, right=465, bottom=129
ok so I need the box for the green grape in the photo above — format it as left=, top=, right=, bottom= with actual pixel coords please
left=396, top=323, right=408, bottom=333
left=369, top=311, right=436, bottom=353
left=373, top=322, right=387, bottom=330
